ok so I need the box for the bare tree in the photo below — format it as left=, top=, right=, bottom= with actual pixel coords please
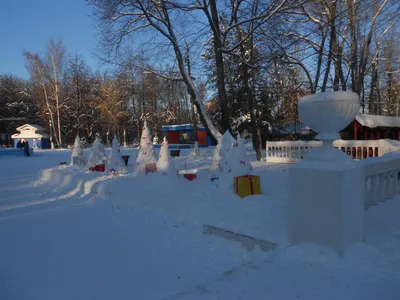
left=47, top=39, right=66, bottom=146
left=24, top=39, right=66, bottom=147
left=88, top=0, right=222, bottom=140
left=24, top=52, right=58, bottom=148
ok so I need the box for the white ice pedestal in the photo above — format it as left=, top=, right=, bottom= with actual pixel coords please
left=288, top=148, right=365, bottom=254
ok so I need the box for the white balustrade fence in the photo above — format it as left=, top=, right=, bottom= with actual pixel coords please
left=363, top=153, right=400, bottom=208
left=266, top=141, right=322, bottom=163
left=266, top=139, right=400, bottom=163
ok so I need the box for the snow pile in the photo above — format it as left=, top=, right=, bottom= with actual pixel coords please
left=135, top=120, right=156, bottom=173
left=108, top=136, right=125, bottom=173
left=219, top=136, right=252, bottom=189
left=156, top=137, right=176, bottom=176
left=87, top=134, right=107, bottom=168
left=210, top=130, right=235, bottom=177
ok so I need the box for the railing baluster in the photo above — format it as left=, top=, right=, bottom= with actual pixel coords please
left=365, top=176, right=371, bottom=209
left=379, top=173, right=387, bottom=202
left=390, top=171, right=396, bottom=198
left=396, top=170, right=400, bottom=194
left=370, top=175, right=379, bottom=206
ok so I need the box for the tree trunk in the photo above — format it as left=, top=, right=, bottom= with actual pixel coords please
left=49, top=119, right=54, bottom=149
left=186, top=51, right=200, bottom=156
left=314, top=30, right=327, bottom=93
left=257, top=127, right=263, bottom=160
left=209, top=0, right=231, bottom=134
left=123, top=128, right=127, bottom=147
left=55, top=87, right=62, bottom=147
left=322, top=5, right=336, bottom=92
left=191, top=97, right=200, bottom=156
left=368, top=58, right=378, bottom=114
left=347, top=0, right=359, bottom=94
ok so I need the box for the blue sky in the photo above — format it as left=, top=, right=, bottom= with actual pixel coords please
left=0, top=0, right=99, bottom=79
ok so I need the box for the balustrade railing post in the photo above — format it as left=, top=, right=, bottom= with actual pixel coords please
left=397, top=170, right=400, bottom=194
left=395, top=169, right=400, bottom=194
left=365, top=177, right=370, bottom=209
left=370, top=175, right=379, bottom=205
left=379, top=173, right=387, bottom=202
left=389, top=171, right=396, bottom=198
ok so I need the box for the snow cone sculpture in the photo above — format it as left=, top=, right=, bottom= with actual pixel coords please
left=219, top=136, right=260, bottom=197
left=156, top=137, right=176, bottom=176
left=71, top=134, right=86, bottom=166
left=219, top=136, right=251, bottom=186
left=87, top=134, right=107, bottom=171
left=135, top=120, right=157, bottom=174
left=108, top=135, right=125, bottom=175
left=210, top=130, right=235, bottom=179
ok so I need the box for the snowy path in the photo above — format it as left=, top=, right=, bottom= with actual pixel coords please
left=0, top=169, right=87, bottom=219
left=1, top=150, right=400, bottom=299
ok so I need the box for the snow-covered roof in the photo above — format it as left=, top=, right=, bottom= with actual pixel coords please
left=355, top=114, right=400, bottom=128
left=273, top=123, right=314, bottom=135
left=12, top=124, right=49, bottom=139
left=16, top=124, right=46, bottom=132
left=162, top=124, right=206, bottom=131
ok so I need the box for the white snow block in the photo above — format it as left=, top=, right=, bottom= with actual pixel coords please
left=288, top=161, right=365, bottom=254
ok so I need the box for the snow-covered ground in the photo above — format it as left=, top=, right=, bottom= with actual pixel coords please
left=1, top=148, right=400, bottom=300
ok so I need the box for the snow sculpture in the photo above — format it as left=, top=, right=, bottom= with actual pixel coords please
left=224, top=136, right=252, bottom=176
left=80, top=136, right=88, bottom=148
left=210, top=130, right=235, bottom=176
left=87, top=134, right=107, bottom=168
left=219, top=136, right=252, bottom=188
left=71, top=134, right=86, bottom=166
left=156, top=137, right=176, bottom=175
left=135, top=120, right=157, bottom=173
left=108, top=135, right=125, bottom=173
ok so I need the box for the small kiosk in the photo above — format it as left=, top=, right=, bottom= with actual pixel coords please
left=161, top=124, right=215, bottom=149
left=12, top=124, right=51, bottom=149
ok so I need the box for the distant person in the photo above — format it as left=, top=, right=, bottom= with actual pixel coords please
left=24, top=140, right=30, bottom=156
left=17, top=139, right=22, bottom=149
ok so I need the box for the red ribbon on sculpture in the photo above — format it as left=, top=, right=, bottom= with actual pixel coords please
left=249, top=176, right=254, bottom=195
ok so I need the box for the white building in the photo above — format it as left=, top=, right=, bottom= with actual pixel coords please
left=12, top=124, right=51, bottom=149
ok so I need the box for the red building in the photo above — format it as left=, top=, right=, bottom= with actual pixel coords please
left=340, top=114, right=400, bottom=141
left=161, top=124, right=214, bottom=149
